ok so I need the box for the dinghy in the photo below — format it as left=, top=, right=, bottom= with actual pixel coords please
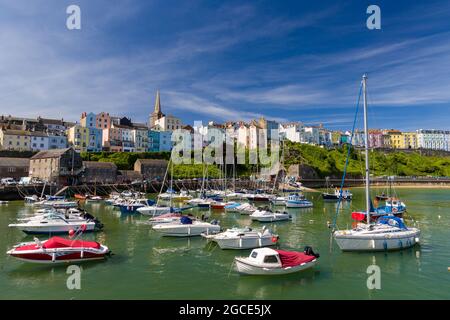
left=234, top=247, right=319, bottom=275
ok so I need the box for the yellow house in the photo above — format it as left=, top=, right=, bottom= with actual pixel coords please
left=67, top=125, right=90, bottom=152
left=402, top=132, right=417, bottom=149
left=387, top=130, right=403, bottom=149
left=0, top=129, right=31, bottom=151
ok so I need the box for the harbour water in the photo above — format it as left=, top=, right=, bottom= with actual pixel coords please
left=0, top=188, right=449, bottom=299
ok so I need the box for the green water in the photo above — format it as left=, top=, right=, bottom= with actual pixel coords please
left=0, top=188, right=449, bottom=300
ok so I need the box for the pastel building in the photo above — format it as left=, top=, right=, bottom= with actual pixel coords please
left=132, top=126, right=149, bottom=152
left=48, top=133, right=68, bottom=149
left=102, top=127, right=123, bottom=152
left=67, top=125, right=102, bottom=152
left=417, top=129, right=450, bottom=151
left=148, top=130, right=160, bottom=152
left=96, top=112, right=111, bottom=130
left=402, top=132, right=418, bottom=149
left=0, top=129, right=31, bottom=151
left=30, top=131, right=49, bottom=151
left=159, top=131, right=173, bottom=152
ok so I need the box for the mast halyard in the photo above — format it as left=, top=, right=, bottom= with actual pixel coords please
left=362, top=74, right=371, bottom=225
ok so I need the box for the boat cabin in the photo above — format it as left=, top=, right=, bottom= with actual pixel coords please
left=248, top=248, right=282, bottom=267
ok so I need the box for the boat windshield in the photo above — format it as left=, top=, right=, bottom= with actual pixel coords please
left=263, top=255, right=279, bottom=263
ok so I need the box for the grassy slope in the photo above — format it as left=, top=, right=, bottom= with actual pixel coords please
left=284, top=141, right=450, bottom=178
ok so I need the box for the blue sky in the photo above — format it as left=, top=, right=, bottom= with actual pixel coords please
left=0, top=0, right=449, bottom=131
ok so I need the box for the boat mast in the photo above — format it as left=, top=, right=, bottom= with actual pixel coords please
left=362, top=74, right=371, bottom=224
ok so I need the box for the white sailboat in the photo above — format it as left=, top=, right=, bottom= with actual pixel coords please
left=333, top=74, right=420, bottom=251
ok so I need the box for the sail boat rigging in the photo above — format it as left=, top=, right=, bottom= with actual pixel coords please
left=333, top=74, right=420, bottom=251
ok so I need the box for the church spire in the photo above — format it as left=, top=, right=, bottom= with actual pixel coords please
left=154, top=90, right=161, bottom=113
left=149, top=90, right=165, bottom=129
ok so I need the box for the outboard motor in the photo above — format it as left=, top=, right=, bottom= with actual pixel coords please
left=304, top=246, right=320, bottom=258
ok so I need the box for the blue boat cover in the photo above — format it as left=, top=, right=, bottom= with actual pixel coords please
left=378, top=216, right=407, bottom=230
left=180, top=216, right=193, bottom=224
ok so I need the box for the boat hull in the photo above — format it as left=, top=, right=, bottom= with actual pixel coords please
left=7, top=246, right=109, bottom=264
left=10, top=223, right=97, bottom=235
left=286, top=201, right=313, bottom=208
left=215, top=236, right=276, bottom=250
left=234, top=258, right=317, bottom=275
left=334, top=229, right=420, bottom=251
left=153, top=224, right=221, bottom=237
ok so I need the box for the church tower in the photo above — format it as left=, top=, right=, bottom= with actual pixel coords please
left=149, top=90, right=165, bottom=128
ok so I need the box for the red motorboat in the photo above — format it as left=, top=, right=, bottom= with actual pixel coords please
left=7, top=236, right=110, bottom=264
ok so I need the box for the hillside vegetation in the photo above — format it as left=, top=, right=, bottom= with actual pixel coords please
left=284, top=141, right=450, bottom=178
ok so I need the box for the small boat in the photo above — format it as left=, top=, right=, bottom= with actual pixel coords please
left=210, top=201, right=237, bottom=210
left=35, top=200, right=78, bottom=209
left=152, top=216, right=221, bottom=237
left=147, top=213, right=183, bottom=225
left=286, top=194, right=313, bottom=208
left=224, top=202, right=242, bottom=212
left=137, top=205, right=173, bottom=216
left=0, top=200, right=8, bottom=205
left=250, top=207, right=292, bottom=222
left=234, top=247, right=320, bottom=275
left=9, top=212, right=103, bottom=235
left=24, top=195, right=41, bottom=203
left=118, top=199, right=155, bottom=213
left=322, top=188, right=352, bottom=200
left=7, top=236, right=110, bottom=264
left=202, top=226, right=279, bottom=249
left=233, top=203, right=257, bottom=215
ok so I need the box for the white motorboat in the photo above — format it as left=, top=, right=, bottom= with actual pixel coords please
left=250, top=207, right=291, bottom=222
left=286, top=194, right=313, bottom=208
left=0, top=200, right=8, bottom=205
left=229, top=203, right=256, bottom=214
left=333, top=74, right=421, bottom=252
left=234, top=247, right=319, bottom=275
left=202, top=226, right=279, bottom=249
left=7, top=236, right=110, bottom=264
left=9, top=212, right=103, bottom=235
left=137, top=205, right=172, bottom=216
left=152, top=216, right=221, bottom=237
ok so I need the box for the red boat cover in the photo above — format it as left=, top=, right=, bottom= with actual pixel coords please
left=42, top=237, right=101, bottom=249
left=274, top=250, right=315, bottom=267
left=351, top=211, right=366, bottom=221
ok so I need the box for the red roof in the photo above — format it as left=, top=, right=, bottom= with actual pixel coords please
left=275, top=250, right=316, bottom=267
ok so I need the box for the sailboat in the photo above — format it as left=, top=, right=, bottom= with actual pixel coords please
left=333, top=74, right=420, bottom=251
